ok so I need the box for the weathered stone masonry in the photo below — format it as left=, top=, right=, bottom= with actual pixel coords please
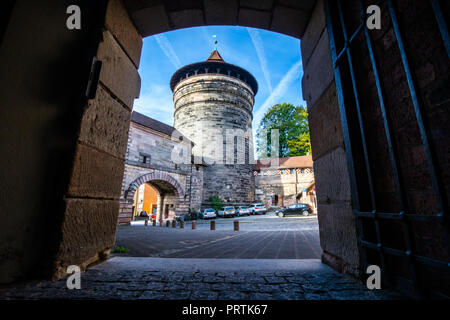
left=118, top=112, right=205, bottom=224
left=171, top=51, right=257, bottom=206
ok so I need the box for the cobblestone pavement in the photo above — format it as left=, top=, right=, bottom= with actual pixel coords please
left=116, top=214, right=321, bottom=259
left=0, top=258, right=406, bottom=300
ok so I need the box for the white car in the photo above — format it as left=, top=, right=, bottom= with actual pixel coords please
left=201, top=208, right=216, bottom=219
left=235, top=206, right=250, bottom=216
left=217, top=206, right=236, bottom=218
left=249, top=203, right=266, bottom=215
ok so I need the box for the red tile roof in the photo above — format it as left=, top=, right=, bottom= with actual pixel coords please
left=254, top=155, right=313, bottom=170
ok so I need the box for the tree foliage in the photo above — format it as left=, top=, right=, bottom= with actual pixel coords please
left=256, top=103, right=311, bottom=158
left=208, top=195, right=223, bottom=212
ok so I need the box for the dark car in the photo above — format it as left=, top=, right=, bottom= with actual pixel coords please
left=276, top=203, right=313, bottom=217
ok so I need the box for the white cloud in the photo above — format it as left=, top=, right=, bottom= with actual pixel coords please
left=247, top=28, right=273, bottom=94
left=154, top=34, right=182, bottom=69
left=251, top=59, right=302, bottom=157
left=253, top=59, right=302, bottom=125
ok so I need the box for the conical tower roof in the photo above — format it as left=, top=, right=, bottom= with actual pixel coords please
left=206, top=50, right=225, bottom=63
left=170, top=50, right=258, bottom=95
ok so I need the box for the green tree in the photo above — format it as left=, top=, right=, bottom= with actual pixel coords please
left=208, top=195, right=223, bottom=212
left=256, top=103, right=311, bottom=158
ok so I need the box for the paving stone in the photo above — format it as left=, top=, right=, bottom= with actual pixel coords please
left=203, top=276, right=225, bottom=283
left=164, top=291, right=191, bottom=299
left=161, top=274, right=184, bottom=282
left=303, top=292, right=332, bottom=300
left=232, top=283, right=260, bottom=292
left=328, top=289, right=376, bottom=300
left=138, top=290, right=166, bottom=300
left=279, top=283, right=304, bottom=293
left=187, top=283, right=212, bottom=291
left=210, top=283, right=234, bottom=292
left=285, top=276, right=310, bottom=284
left=182, top=275, right=204, bottom=283
left=272, top=292, right=306, bottom=300
left=243, top=277, right=267, bottom=285
left=264, top=276, right=287, bottom=284
left=224, top=276, right=247, bottom=283
left=218, top=291, right=248, bottom=300
left=190, top=291, right=219, bottom=300
left=302, top=283, right=329, bottom=293
left=163, top=283, right=187, bottom=291
left=248, top=293, right=274, bottom=300
left=257, top=284, right=281, bottom=293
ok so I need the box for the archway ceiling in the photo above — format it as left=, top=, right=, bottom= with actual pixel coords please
left=148, top=179, right=178, bottom=194
left=124, top=0, right=317, bottom=38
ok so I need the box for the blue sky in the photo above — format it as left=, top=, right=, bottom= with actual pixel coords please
left=134, top=26, right=305, bottom=131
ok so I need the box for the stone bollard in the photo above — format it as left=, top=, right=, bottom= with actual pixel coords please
left=172, top=220, right=176, bottom=228
left=144, top=219, right=148, bottom=226
left=153, top=220, right=156, bottom=227
left=234, top=220, right=239, bottom=231
left=166, top=220, right=170, bottom=228
left=180, top=221, right=185, bottom=229
left=210, top=220, right=216, bottom=230
left=192, top=220, right=197, bottom=230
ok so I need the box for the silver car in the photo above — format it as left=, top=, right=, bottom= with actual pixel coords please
left=201, top=208, right=217, bottom=219
left=249, top=203, right=267, bottom=215
left=217, top=206, right=235, bottom=218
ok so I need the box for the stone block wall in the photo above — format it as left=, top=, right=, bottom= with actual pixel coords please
left=53, top=0, right=142, bottom=278
left=173, top=74, right=256, bottom=206
left=118, top=121, right=205, bottom=223
left=255, top=171, right=315, bottom=209
left=301, top=0, right=360, bottom=275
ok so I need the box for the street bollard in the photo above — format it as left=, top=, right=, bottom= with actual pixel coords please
left=153, top=220, right=156, bottom=227
left=234, top=220, right=239, bottom=231
left=166, top=220, right=170, bottom=228
left=192, top=220, right=197, bottom=230
left=210, top=220, right=216, bottom=230
left=172, top=220, right=176, bottom=228
left=144, top=219, right=148, bottom=226
left=180, top=221, right=185, bottom=229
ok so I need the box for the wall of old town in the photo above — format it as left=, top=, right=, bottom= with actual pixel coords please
left=255, top=169, right=316, bottom=210
left=118, top=118, right=204, bottom=224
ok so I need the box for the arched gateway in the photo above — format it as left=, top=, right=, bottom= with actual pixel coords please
left=120, top=171, right=188, bottom=225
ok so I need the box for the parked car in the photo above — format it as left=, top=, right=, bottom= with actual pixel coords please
left=249, top=203, right=267, bottom=215
left=235, top=206, right=250, bottom=216
left=139, top=210, right=148, bottom=217
left=217, top=206, right=236, bottom=218
left=200, top=208, right=217, bottom=219
left=276, top=203, right=313, bottom=217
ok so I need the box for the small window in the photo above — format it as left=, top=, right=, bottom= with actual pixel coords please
left=139, top=153, right=151, bottom=164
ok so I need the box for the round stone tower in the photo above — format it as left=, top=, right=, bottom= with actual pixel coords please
left=171, top=50, right=258, bottom=206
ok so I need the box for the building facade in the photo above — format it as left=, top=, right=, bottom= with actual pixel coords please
left=118, top=112, right=205, bottom=224
left=254, top=156, right=316, bottom=211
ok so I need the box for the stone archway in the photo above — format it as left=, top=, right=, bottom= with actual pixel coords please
left=1, top=1, right=448, bottom=298
left=120, top=171, right=187, bottom=225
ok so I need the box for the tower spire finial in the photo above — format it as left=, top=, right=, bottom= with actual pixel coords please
left=213, top=35, right=218, bottom=50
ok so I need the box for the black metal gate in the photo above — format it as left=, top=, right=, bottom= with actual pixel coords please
left=324, top=0, right=449, bottom=298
